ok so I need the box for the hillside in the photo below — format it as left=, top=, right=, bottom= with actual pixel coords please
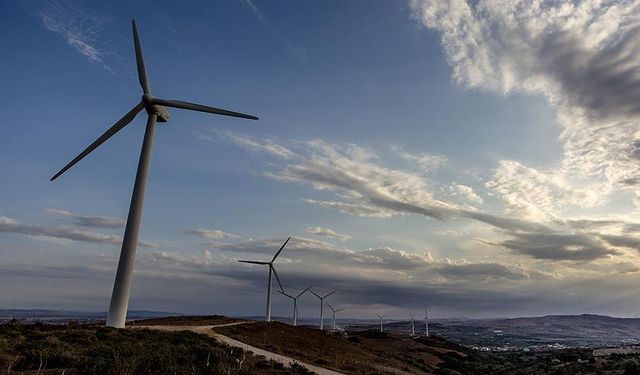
left=0, top=321, right=310, bottom=374
left=6, top=316, right=640, bottom=374
left=213, top=320, right=640, bottom=374
left=213, top=321, right=489, bottom=374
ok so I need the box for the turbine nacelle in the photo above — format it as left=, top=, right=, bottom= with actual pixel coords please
left=141, top=94, right=170, bottom=122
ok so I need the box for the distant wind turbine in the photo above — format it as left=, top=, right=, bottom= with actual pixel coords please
left=377, top=314, right=385, bottom=333
left=410, top=313, right=415, bottom=336
left=326, top=303, right=345, bottom=331
left=238, top=237, right=290, bottom=322
left=277, top=285, right=312, bottom=326
left=425, top=306, right=429, bottom=336
left=310, top=289, right=335, bottom=330
left=50, top=19, right=258, bottom=329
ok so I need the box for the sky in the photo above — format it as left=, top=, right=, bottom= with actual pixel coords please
left=2, top=0, right=640, bottom=320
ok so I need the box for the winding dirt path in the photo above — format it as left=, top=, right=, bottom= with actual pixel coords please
left=131, top=323, right=344, bottom=375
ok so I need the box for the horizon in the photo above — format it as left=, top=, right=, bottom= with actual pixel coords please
left=5, top=308, right=640, bottom=322
left=3, top=0, right=640, bottom=320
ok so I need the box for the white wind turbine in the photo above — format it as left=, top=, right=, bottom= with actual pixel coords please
left=326, top=303, right=345, bottom=331
left=50, top=20, right=258, bottom=329
left=310, top=289, right=335, bottom=330
left=277, top=285, right=312, bottom=326
left=425, top=306, right=429, bottom=336
left=238, top=237, right=290, bottom=322
left=410, top=313, right=415, bottom=336
left=377, top=313, right=385, bottom=333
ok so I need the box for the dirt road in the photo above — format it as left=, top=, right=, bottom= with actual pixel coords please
left=132, top=323, right=344, bottom=375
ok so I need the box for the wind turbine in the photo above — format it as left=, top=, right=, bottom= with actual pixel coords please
left=425, top=306, right=429, bottom=336
left=238, top=237, right=290, bottom=322
left=310, top=289, right=335, bottom=330
left=50, top=20, right=258, bottom=329
left=410, top=313, right=415, bottom=336
left=277, top=285, right=312, bottom=326
left=377, top=314, right=384, bottom=333
left=326, top=303, right=345, bottom=331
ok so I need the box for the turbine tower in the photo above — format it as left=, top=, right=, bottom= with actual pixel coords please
left=277, top=285, right=312, bottom=326
left=377, top=314, right=384, bottom=333
left=326, top=303, right=345, bottom=331
left=238, top=237, right=290, bottom=322
left=425, top=306, right=429, bottom=336
left=310, top=289, right=335, bottom=330
left=50, top=20, right=258, bottom=329
left=410, top=313, right=415, bottom=336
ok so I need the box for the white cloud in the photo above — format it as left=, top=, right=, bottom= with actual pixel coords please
left=45, top=208, right=125, bottom=228
left=305, top=226, right=352, bottom=242
left=20, top=0, right=113, bottom=71
left=443, top=183, right=483, bottom=205
left=217, top=132, right=640, bottom=262
left=392, top=145, right=447, bottom=172
left=186, top=228, right=240, bottom=240
left=409, top=0, right=640, bottom=217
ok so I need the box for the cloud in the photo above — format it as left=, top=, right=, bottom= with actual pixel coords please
left=0, top=216, right=158, bottom=248
left=212, top=236, right=555, bottom=281
left=45, top=209, right=124, bottom=228
left=186, top=228, right=240, bottom=240
left=216, top=132, right=640, bottom=262
left=303, top=199, right=395, bottom=218
left=305, top=227, right=352, bottom=242
left=392, top=145, right=447, bottom=172
left=19, top=0, right=113, bottom=71
left=492, top=232, right=620, bottom=262
left=433, top=229, right=466, bottom=237
left=409, top=0, right=640, bottom=217
left=443, top=183, right=483, bottom=205
left=215, top=130, right=296, bottom=159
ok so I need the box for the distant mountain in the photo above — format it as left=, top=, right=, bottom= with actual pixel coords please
left=0, top=309, right=181, bottom=324
left=378, top=314, right=640, bottom=350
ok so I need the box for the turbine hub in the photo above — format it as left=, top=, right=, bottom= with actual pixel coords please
left=142, top=94, right=153, bottom=106
left=141, top=94, right=169, bottom=122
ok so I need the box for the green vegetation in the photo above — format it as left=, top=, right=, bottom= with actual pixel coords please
left=0, top=321, right=311, bottom=374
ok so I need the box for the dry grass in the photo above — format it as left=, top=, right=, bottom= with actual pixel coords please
left=213, top=322, right=466, bottom=374
left=129, top=315, right=248, bottom=326
left=0, top=321, right=311, bottom=374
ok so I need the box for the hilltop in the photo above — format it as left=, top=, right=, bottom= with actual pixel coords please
left=5, top=315, right=640, bottom=374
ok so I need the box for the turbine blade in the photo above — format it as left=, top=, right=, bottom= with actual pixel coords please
left=323, top=291, right=336, bottom=299
left=296, top=285, right=312, bottom=298
left=151, top=98, right=258, bottom=120
left=238, top=260, right=269, bottom=265
left=132, top=20, right=150, bottom=94
left=310, top=290, right=321, bottom=299
left=270, top=264, right=284, bottom=292
left=277, top=289, right=293, bottom=299
left=336, top=308, right=345, bottom=312
left=271, top=236, right=291, bottom=263
left=50, top=102, right=145, bottom=181
left=326, top=303, right=335, bottom=312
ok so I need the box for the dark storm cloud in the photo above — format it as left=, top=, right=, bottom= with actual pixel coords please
left=538, top=29, right=640, bottom=122
left=496, top=232, right=619, bottom=261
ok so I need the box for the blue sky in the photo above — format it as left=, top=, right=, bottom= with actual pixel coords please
left=2, top=0, right=640, bottom=319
